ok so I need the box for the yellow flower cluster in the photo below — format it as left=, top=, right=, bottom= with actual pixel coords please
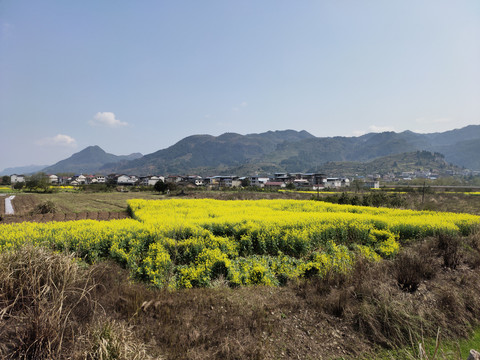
left=1, top=199, right=478, bottom=289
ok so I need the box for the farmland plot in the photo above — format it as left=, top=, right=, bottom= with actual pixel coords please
left=0, top=199, right=478, bottom=289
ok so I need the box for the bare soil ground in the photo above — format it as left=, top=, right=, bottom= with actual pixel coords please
left=0, top=195, right=5, bottom=216
left=0, top=193, right=131, bottom=224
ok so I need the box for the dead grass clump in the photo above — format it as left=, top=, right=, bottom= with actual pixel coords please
left=395, top=247, right=436, bottom=293
left=463, top=232, right=480, bottom=269
left=30, top=200, right=57, bottom=215
left=353, top=287, right=430, bottom=348
left=79, top=318, right=155, bottom=360
left=437, top=233, right=461, bottom=269
left=0, top=245, right=96, bottom=359
left=0, top=247, right=158, bottom=359
left=137, top=288, right=267, bottom=360
left=459, top=273, right=480, bottom=321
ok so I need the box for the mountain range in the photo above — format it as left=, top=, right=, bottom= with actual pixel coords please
left=98, top=126, right=480, bottom=175
left=2, top=125, right=479, bottom=176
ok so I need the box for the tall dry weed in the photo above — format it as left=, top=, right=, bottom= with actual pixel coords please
left=0, top=245, right=96, bottom=359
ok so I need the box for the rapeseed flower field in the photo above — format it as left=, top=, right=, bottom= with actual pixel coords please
left=1, top=199, right=478, bottom=289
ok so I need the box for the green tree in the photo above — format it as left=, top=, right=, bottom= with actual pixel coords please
left=154, top=180, right=168, bottom=194
left=1, top=175, right=11, bottom=185
left=352, top=179, right=364, bottom=193
left=285, top=182, right=295, bottom=190
left=241, top=178, right=250, bottom=187
left=13, top=182, right=25, bottom=190
left=25, top=172, right=50, bottom=192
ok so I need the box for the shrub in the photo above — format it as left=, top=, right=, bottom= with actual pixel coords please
left=437, top=233, right=461, bottom=269
left=13, top=182, right=25, bottom=190
left=395, top=246, right=435, bottom=293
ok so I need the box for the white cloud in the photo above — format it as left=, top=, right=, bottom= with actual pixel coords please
left=89, top=112, right=127, bottom=127
left=36, top=134, right=77, bottom=147
left=368, top=125, right=395, bottom=133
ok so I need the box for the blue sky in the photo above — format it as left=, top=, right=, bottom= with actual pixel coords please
left=1, top=1, right=479, bottom=170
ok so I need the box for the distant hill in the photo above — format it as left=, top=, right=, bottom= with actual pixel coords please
left=101, top=130, right=316, bottom=175
left=249, top=127, right=479, bottom=174
left=0, top=164, right=48, bottom=176
left=314, top=151, right=461, bottom=177
left=42, top=146, right=142, bottom=174
left=29, top=125, right=480, bottom=176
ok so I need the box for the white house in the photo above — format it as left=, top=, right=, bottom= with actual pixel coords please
left=10, top=174, right=25, bottom=183
left=249, top=176, right=270, bottom=187
left=185, top=175, right=204, bottom=186
left=48, top=174, right=58, bottom=184
left=325, top=178, right=342, bottom=188
left=90, top=175, right=106, bottom=184
left=117, top=175, right=137, bottom=185
left=141, top=176, right=164, bottom=186
left=76, top=175, right=87, bottom=184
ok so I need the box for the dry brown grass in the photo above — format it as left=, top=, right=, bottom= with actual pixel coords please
left=78, top=318, right=156, bottom=360
left=2, top=233, right=480, bottom=359
left=0, top=246, right=156, bottom=360
left=0, top=246, right=97, bottom=358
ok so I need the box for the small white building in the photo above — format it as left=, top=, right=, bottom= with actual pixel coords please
left=90, top=175, right=106, bottom=184
left=141, top=176, right=164, bottom=186
left=325, top=178, right=342, bottom=188
left=117, top=175, right=138, bottom=185
left=76, top=175, right=87, bottom=184
left=249, top=176, right=270, bottom=187
left=48, top=174, right=59, bottom=184
left=10, top=174, right=25, bottom=183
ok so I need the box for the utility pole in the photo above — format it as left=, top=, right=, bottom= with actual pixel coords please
left=422, top=180, right=426, bottom=204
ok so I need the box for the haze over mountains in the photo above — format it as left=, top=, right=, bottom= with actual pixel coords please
left=2, top=125, right=480, bottom=176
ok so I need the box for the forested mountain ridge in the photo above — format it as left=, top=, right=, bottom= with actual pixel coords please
left=28, top=126, right=480, bottom=176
